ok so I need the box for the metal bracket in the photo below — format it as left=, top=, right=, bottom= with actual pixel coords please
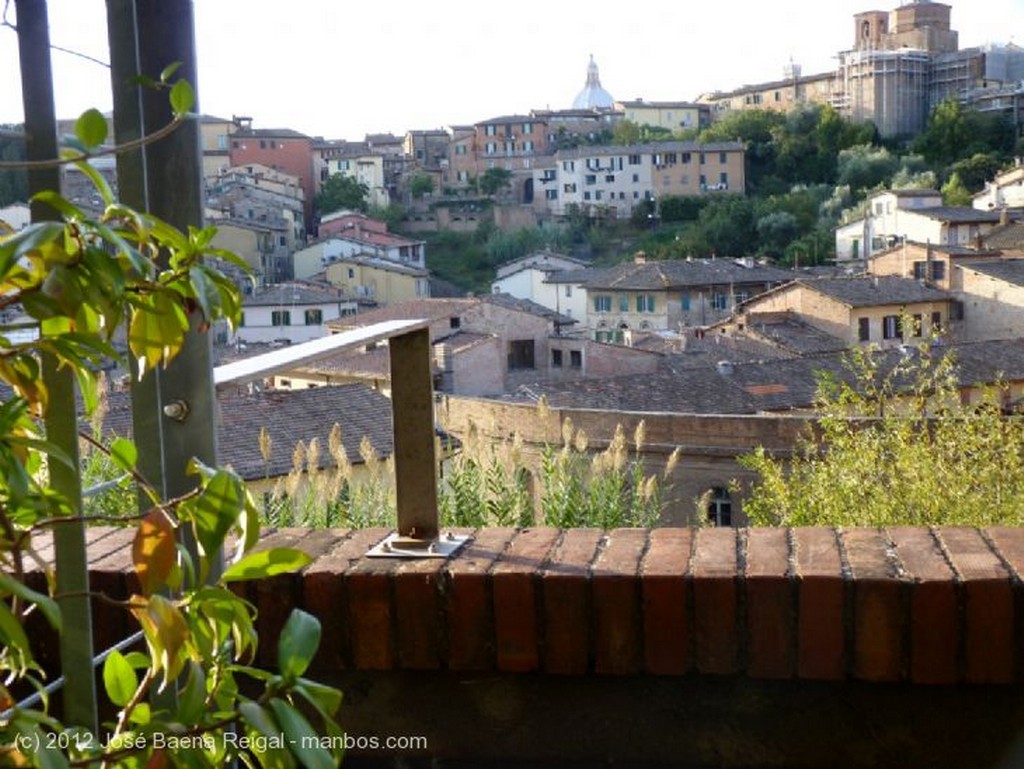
left=367, top=531, right=470, bottom=559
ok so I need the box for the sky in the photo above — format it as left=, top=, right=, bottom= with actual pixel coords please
left=1, top=0, right=1023, bottom=141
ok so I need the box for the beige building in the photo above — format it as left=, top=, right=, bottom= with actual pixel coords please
left=973, top=159, right=1024, bottom=212
left=735, top=276, right=952, bottom=348
left=198, top=114, right=235, bottom=178
left=322, top=256, right=430, bottom=305
left=615, top=101, right=711, bottom=132
left=955, top=259, right=1024, bottom=342
left=581, top=255, right=793, bottom=336
left=539, top=141, right=746, bottom=220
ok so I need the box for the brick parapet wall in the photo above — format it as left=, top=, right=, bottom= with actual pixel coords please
left=59, top=524, right=1024, bottom=687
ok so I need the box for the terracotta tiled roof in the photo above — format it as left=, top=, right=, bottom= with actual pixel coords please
left=100, top=384, right=393, bottom=481
left=579, top=259, right=794, bottom=291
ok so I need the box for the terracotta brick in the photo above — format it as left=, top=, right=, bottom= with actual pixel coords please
left=843, top=528, right=904, bottom=682
left=985, top=527, right=1024, bottom=682
left=541, top=528, right=602, bottom=674
left=301, top=528, right=388, bottom=673
left=592, top=528, right=648, bottom=674
left=490, top=527, right=560, bottom=672
left=249, top=528, right=320, bottom=668
left=394, top=531, right=467, bottom=670
left=346, top=533, right=404, bottom=670
left=793, top=527, right=844, bottom=680
left=445, top=527, right=517, bottom=671
left=691, top=527, right=739, bottom=675
left=938, top=527, right=1014, bottom=684
left=889, top=527, right=957, bottom=685
left=745, top=527, right=794, bottom=679
left=641, top=528, right=692, bottom=675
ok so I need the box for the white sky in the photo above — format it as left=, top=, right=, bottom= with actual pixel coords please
left=1, top=0, right=1022, bottom=141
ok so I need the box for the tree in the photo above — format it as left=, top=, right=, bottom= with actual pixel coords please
left=315, top=172, right=369, bottom=215
left=740, top=344, right=1024, bottom=526
left=836, top=144, right=900, bottom=193
left=1, top=105, right=343, bottom=766
left=478, top=167, right=513, bottom=197
left=409, top=172, right=435, bottom=199
left=941, top=171, right=972, bottom=206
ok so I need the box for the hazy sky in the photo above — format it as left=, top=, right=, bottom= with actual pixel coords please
left=2, top=0, right=1022, bottom=140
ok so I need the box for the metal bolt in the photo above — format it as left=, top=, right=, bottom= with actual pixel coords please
left=162, top=399, right=190, bottom=422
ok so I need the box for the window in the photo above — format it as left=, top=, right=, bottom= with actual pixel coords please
left=707, top=488, right=732, bottom=527
left=565, top=285, right=572, bottom=297
left=562, top=160, right=575, bottom=172
left=522, top=122, right=533, bottom=134
left=681, top=294, right=691, bottom=312
left=508, top=339, right=535, bottom=370
left=584, top=192, right=591, bottom=201
left=563, top=183, right=577, bottom=193
left=485, top=142, right=496, bottom=155
left=932, top=311, right=943, bottom=334
left=348, top=268, right=355, bottom=279
left=931, top=261, right=945, bottom=281
left=911, top=314, right=923, bottom=337
left=486, top=124, right=497, bottom=136
left=719, top=172, right=728, bottom=187
left=632, top=173, right=639, bottom=183
left=239, top=312, right=246, bottom=327
left=585, top=175, right=597, bottom=185
left=699, top=174, right=707, bottom=188
left=304, top=309, right=323, bottom=325
left=628, top=154, right=641, bottom=165
left=593, top=295, right=611, bottom=312
left=552, top=349, right=563, bottom=367
left=913, top=261, right=927, bottom=280
left=858, top=317, right=870, bottom=341
left=570, top=350, right=582, bottom=368
left=455, top=144, right=468, bottom=155
left=882, top=314, right=901, bottom=339
left=605, top=174, right=615, bottom=183
left=681, top=152, right=691, bottom=163
left=636, top=294, right=655, bottom=313
left=711, top=292, right=728, bottom=310
left=271, top=310, right=291, bottom=327
left=545, top=189, right=558, bottom=200
left=523, top=140, right=534, bottom=152
left=450, top=316, right=461, bottom=329
left=595, top=191, right=603, bottom=201
left=719, top=152, right=727, bottom=164
left=618, top=294, right=629, bottom=312
left=699, top=153, right=706, bottom=165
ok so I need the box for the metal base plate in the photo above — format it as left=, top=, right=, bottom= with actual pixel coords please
left=367, top=531, right=471, bottom=559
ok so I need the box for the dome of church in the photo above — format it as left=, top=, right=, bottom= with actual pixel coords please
left=572, top=55, right=615, bottom=109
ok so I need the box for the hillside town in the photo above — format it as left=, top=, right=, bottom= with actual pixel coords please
left=4, top=0, right=1024, bottom=525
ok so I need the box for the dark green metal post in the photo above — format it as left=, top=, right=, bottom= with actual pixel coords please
left=15, top=0, right=98, bottom=733
left=106, top=0, right=219, bottom=551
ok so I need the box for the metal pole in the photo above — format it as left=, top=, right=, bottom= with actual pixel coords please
left=106, top=0, right=219, bottom=567
left=389, top=328, right=439, bottom=540
left=15, top=0, right=99, bottom=733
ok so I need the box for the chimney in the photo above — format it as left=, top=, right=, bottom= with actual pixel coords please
left=633, top=250, right=647, bottom=264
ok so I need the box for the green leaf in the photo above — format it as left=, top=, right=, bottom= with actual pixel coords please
left=185, top=468, right=245, bottom=560
left=110, top=437, right=138, bottom=471
left=128, top=289, right=187, bottom=374
left=239, top=700, right=279, bottom=739
left=70, top=158, right=115, bottom=207
left=74, top=108, right=108, bottom=150
left=103, top=648, right=137, bottom=708
left=170, top=80, right=195, bottom=116
left=277, top=609, right=320, bottom=681
left=160, top=62, right=183, bottom=83
left=269, top=698, right=335, bottom=769
left=177, top=661, right=207, bottom=724
left=294, top=677, right=343, bottom=720
left=31, top=190, right=84, bottom=221
left=0, top=600, right=32, bottom=662
left=0, top=222, right=63, bottom=280
left=221, top=548, right=312, bottom=583
left=0, top=572, right=60, bottom=631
